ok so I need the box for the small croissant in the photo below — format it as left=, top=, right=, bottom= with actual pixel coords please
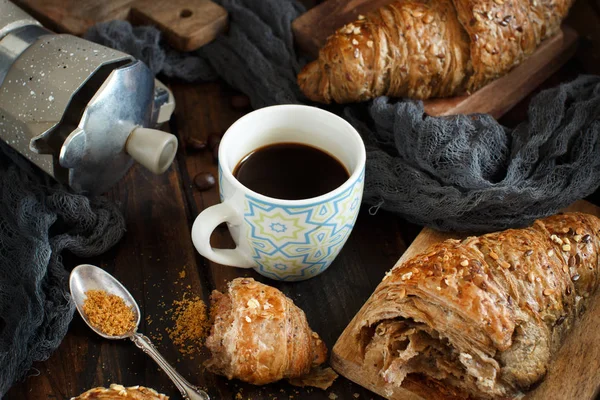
left=204, top=278, right=328, bottom=385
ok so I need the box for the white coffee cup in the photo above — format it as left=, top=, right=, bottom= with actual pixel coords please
left=191, top=105, right=365, bottom=281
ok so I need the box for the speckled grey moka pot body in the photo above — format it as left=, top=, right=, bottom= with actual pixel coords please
left=0, top=0, right=174, bottom=193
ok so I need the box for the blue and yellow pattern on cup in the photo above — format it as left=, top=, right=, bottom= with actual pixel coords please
left=242, top=170, right=364, bottom=281
left=192, top=105, right=366, bottom=282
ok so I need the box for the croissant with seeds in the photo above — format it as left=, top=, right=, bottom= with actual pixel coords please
left=345, top=212, right=600, bottom=399
left=298, top=0, right=574, bottom=103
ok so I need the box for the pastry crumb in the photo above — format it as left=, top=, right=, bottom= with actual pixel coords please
left=289, top=367, right=338, bottom=390
left=247, top=298, right=260, bottom=309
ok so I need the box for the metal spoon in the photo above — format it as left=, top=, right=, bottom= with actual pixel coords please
left=69, top=264, right=210, bottom=400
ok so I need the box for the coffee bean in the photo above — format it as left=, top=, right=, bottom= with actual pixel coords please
left=207, top=134, right=221, bottom=150
left=186, top=138, right=207, bottom=151
left=193, top=172, right=216, bottom=191
left=231, top=94, right=251, bottom=110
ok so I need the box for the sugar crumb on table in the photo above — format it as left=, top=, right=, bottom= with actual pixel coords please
left=165, top=292, right=209, bottom=357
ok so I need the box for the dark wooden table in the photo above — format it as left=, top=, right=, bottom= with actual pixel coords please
left=4, top=24, right=599, bottom=400
left=3, top=77, right=422, bottom=400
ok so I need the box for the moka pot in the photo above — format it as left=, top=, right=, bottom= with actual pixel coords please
left=0, top=0, right=178, bottom=193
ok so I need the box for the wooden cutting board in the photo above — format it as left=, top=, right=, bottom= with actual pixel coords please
left=292, top=0, right=578, bottom=118
left=12, top=0, right=228, bottom=51
left=331, top=200, right=600, bottom=400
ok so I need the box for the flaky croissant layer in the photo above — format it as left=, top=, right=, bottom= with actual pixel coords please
left=298, top=0, right=574, bottom=103
left=204, top=278, right=327, bottom=385
left=352, top=212, right=600, bottom=399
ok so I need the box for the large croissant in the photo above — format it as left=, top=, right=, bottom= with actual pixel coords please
left=298, top=0, right=573, bottom=103
left=204, top=278, right=329, bottom=385
left=347, top=212, right=600, bottom=399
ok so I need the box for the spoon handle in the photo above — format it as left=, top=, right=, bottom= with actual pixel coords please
left=131, top=332, right=210, bottom=400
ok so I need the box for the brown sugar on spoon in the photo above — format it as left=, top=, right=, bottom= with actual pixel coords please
left=82, top=289, right=136, bottom=336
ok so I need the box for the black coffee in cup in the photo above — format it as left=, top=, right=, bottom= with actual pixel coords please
left=233, top=142, right=349, bottom=200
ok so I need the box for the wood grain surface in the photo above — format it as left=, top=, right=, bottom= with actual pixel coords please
left=130, top=0, right=228, bottom=52
left=14, top=0, right=132, bottom=35
left=6, top=65, right=597, bottom=399
left=3, top=1, right=599, bottom=399
left=331, top=200, right=600, bottom=400
left=3, top=79, right=419, bottom=400
left=12, top=0, right=227, bottom=51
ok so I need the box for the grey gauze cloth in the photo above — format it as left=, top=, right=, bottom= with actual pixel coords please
left=0, top=141, right=125, bottom=396
left=86, top=0, right=600, bottom=232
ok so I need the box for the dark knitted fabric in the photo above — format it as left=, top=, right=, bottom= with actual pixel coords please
left=0, top=141, right=125, bottom=396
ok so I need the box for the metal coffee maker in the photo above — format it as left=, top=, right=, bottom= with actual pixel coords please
left=0, top=0, right=178, bottom=193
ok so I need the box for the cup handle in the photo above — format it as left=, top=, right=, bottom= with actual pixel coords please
left=191, top=202, right=254, bottom=268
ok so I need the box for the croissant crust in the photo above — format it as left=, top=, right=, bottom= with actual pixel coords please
left=349, top=212, right=600, bottom=399
left=204, top=278, right=328, bottom=385
left=298, top=0, right=574, bottom=103
left=71, top=384, right=168, bottom=399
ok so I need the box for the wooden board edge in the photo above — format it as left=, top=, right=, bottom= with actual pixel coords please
left=292, top=16, right=321, bottom=57
left=424, top=25, right=579, bottom=118
left=129, top=0, right=228, bottom=52
left=180, top=12, right=228, bottom=52
left=331, top=200, right=600, bottom=400
left=525, top=283, right=600, bottom=399
left=12, top=0, right=132, bottom=36
left=564, top=199, right=600, bottom=215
